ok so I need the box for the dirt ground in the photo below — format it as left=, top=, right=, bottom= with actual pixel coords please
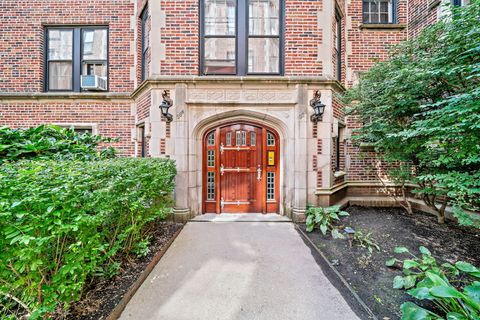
left=300, top=206, right=480, bottom=320
left=68, top=221, right=183, bottom=320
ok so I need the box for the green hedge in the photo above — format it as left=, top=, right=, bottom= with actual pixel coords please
left=0, top=158, right=176, bottom=319
left=0, top=125, right=116, bottom=164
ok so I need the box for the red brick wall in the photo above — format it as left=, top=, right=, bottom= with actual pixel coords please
left=160, top=0, right=199, bottom=75
left=137, top=92, right=151, bottom=121
left=0, top=0, right=135, bottom=93
left=345, top=0, right=408, bottom=87
left=408, top=0, right=439, bottom=38
left=284, top=0, right=323, bottom=75
left=0, top=101, right=134, bottom=156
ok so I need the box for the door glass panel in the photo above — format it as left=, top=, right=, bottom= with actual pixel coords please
left=207, top=150, right=215, bottom=167
left=267, top=132, right=275, bottom=146
left=207, top=132, right=215, bottom=145
left=250, top=132, right=256, bottom=146
left=205, top=0, right=236, bottom=36
left=204, top=38, right=236, bottom=74
left=48, top=29, right=73, bottom=60
left=267, top=172, right=275, bottom=200
left=248, top=38, right=279, bottom=73
left=207, top=172, right=215, bottom=200
left=48, top=62, right=72, bottom=90
left=249, top=0, right=280, bottom=36
left=226, top=132, right=232, bottom=146
left=236, top=131, right=246, bottom=146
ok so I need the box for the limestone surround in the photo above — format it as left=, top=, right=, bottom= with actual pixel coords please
left=133, top=77, right=342, bottom=222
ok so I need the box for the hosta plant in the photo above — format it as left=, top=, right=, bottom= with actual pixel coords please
left=353, top=230, right=380, bottom=254
left=387, top=246, right=480, bottom=319
left=305, top=205, right=349, bottom=239
left=400, top=271, right=480, bottom=320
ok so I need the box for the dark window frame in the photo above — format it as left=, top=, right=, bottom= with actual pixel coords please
left=138, top=125, right=146, bottom=157
left=334, top=10, right=342, bottom=81
left=362, top=0, right=397, bottom=24
left=141, top=7, right=149, bottom=81
left=44, top=26, right=109, bottom=92
left=199, top=0, right=285, bottom=76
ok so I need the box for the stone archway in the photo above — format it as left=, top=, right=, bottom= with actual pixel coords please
left=189, top=109, right=293, bottom=217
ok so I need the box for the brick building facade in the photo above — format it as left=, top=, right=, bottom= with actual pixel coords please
left=0, top=0, right=453, bottom=221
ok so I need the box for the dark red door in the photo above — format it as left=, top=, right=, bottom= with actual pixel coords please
left=203, top=122, right=279, bottom=214
left=220, top=124, right=263, bottom=213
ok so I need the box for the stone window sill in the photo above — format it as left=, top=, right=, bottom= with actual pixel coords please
left=334, top=171, right=347, bottom=178
left=359, top=142, right=376, bottom=151
left=360, top=24, right=406, bottom=30
left=429, top=0, right=441, bottom=9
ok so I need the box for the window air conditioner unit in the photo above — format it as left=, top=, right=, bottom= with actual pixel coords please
left=81, top=75, right=107, bottom=91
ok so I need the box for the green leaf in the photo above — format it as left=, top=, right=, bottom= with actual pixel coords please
left=419, top=246, right=431, bottom=256
left=400, top=302, right=439, bottom=320
left=386, top=258, right=397, bottom=267
left=403, top=275, right=417, bottom=289
left=395, top=246, right=410, bottom=254
left=320, top=223, right=328, bottom=235
left=463, top=281, right=480, bottom=304
left=394, top=276, right=405, bottom=289
left=408, top=287, right=434, bottom=300
left=331, top=228, right=345, bottom=239
left=455, top=261, right=480, bottom=278
left=404, top=259, right=420, bottom=269
left=446, top=313, right=469, bottom=320
left=430, top=285, right=463, bottom=299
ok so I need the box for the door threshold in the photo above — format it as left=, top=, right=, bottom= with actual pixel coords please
left=191, top=213, right=291, bottom=223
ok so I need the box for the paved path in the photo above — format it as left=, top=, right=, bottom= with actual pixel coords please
left=119, top=221, right=361, bottom=320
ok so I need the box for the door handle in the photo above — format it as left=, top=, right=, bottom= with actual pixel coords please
left=257, top=165, right=262, bottom=181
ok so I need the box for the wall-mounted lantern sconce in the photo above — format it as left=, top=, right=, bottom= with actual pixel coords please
left=310, top=90, right=325, bottom=123
left=159, top=90, right=173, bottom=122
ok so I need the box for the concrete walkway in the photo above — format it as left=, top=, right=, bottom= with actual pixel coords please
left=119, top=221, right=361, bottom=320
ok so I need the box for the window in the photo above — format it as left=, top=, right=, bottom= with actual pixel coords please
left=250, top=132, right=256, bottom=146
left=362, top=0, right=395, bottom=24
left=207, top=132, right=215, bottom=145
left=334, top=11, right=342, bottom=81
left=54, top=123, right=96, bottom=135
left=200, top=0, right=283, bottom=75
left=226, top=132, right=232, bottom=146
left=138, top=125, right=146, bottom=158
left=236, top=131, right=246, bottom=146
left=267, top=172, right=275, bottom=200
left=335, top=125, right=344, bottom=171
left=267, top=132, right=275, bottom=146
left=207, top=172, right=216, bottom=200
left=141, top=7, right=149, bottom=81
left=46, top=27, right=108, bottom=92
left=207, top=150, right=215, bottom=167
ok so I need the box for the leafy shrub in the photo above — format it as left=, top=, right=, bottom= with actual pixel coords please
left=305, top=205, right=349, bottom=239
left=342, top=1, right=480, bottom=224
left=0, top=125, right=116, bottom=163
left=386, top=246, right=480, bottom=319
left=0, top=158, right=176, bottom=319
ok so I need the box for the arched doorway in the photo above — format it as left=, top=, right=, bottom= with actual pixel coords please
left=202, top=121, right=280, bottom=214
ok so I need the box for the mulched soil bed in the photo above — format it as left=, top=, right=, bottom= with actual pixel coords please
left=67, top=221, right=183, bottom=320
left=299, top=206, right=480, bottom=320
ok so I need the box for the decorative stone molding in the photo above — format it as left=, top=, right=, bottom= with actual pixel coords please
left=186, top=88, right=297, bottom=105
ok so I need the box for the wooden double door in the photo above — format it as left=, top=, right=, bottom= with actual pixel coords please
left=203, top=122, right=279, bottom=214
